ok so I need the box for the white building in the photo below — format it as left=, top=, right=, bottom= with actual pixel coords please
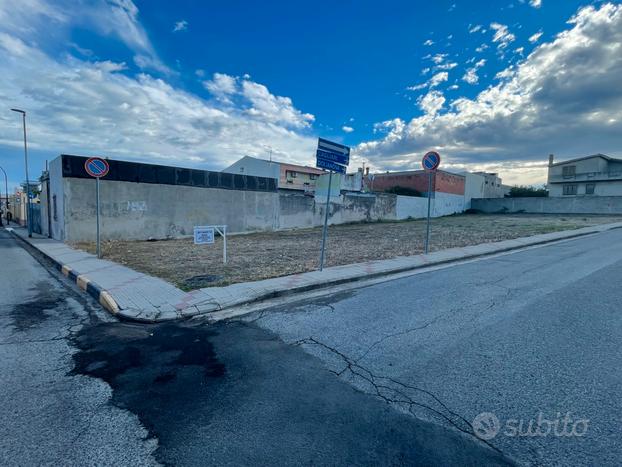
left=547, top=153, right=622, bottom=197
left=460, top=171, right=507, bottom=208
left=222, top=156, right=325, bottom=192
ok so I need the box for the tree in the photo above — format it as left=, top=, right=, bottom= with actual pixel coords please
left=507, top=185, right=548, bottom=197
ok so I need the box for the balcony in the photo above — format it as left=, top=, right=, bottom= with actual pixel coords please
left=548, top=170, right=622, bottom=183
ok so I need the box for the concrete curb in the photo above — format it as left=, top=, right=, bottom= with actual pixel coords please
left=178, top=223, right=622, bottom=317
left=8, top=221, right=622, bottom=322
left=6, top=228, right=121, bottom=316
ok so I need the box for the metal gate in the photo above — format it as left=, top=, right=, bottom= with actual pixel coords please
left=30, top=204, right=42, bottom=234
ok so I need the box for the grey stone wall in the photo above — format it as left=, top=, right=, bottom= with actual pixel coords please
left=472, top=196, right=622, bottom=214
left=58, top=177, right=467, bottom=242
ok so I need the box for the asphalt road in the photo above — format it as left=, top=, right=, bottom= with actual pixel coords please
left=0, top=229, right=157, bottom=466
left=245, top=228, right=622, bottom=466
left=0, top=228, right=509, bottom=466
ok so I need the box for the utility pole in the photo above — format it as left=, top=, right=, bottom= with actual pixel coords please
left=0, top=165, right=8, bottom=226
left=11, top=108, right=32, bottom=237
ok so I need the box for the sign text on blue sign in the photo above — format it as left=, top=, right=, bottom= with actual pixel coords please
left=316, top=157, right=347, bottom=174
left=316, top=148, right=349, bottom=166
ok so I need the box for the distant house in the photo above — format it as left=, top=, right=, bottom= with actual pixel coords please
left=547, top=153, right=622, bottom=197
left=222, top=156, right=325, bottom=192
left=364, top=169, right=465, bottom=196
left=363, top=169, right=466, bottom=214
left=459, top=172, right=508, bottom=208
left=472, top=172, right=506, bottom=198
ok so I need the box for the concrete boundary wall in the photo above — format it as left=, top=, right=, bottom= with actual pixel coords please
left=58, top=177, right=467, bottom=241
left=472, top=196, right=622, bottom=214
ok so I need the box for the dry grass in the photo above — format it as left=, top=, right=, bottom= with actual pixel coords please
left=73, top=214, right=622, bottom=290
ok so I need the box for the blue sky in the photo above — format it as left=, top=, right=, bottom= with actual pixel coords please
left=1, top=0, right=621, bottom=190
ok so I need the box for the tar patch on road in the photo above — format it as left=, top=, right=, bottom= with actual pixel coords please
left=72, top=322, right=224, bottom=388
left=71, top=320, right=513, bottom=466
left=9, top=281, right=63, bottom=332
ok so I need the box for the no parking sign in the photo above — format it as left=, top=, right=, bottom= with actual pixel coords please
left=422, top=151, right=441, bottom=254
left=422, top=151, right=441, bottom=171
left=84, top=157, right=110, bottom=178
left=84, top=157, right=109, bottom=259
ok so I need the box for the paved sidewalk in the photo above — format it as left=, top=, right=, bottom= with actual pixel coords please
left=7, top=222, right=622, bottom=322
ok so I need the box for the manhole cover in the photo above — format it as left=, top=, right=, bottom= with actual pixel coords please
left=183, top=274, right=224, bottom=288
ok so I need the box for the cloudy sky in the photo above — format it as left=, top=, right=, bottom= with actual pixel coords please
left=1, top=0, right=621, bottom=189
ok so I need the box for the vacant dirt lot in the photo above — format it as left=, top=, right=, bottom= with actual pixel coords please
left=74, top=214, right=622, bottom=290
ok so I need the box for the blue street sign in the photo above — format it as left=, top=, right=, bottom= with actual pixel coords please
left=316, top=157, right=347, bottom=174
left=422, top=151, right=441, bottom=171
left=318, top=138, right=350, bottom=165
left=316, top=148, right=349, bottom=166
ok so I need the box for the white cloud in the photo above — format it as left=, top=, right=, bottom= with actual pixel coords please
left=342, top=125, right=354, bottom=133
left=430, top=53, right=448, bottom=64
left=462, top=59, right=486, bottom=85
left=241, top=80, right=315, bottom=128
left=203, top=72, right=237, bottom=101
left=423, top=39, right=434, bottom=46
left=529, top=31, right=543, bottom=43
left=173, top=20, right=188, bottom=32
left=407, top=71, right=449, bottom=91
left=448, top=84, right=459, bottom=90
left=436, top=61, right=458, bottom=70
left=0, top=0, right=171, bottom=74
left=417, top=90, right=445, bottom=115
left=476, top=43, right=489, bottom=53
left=462, top=69, right=479, bottom=84
left=495, top=67, right=515, bottom=80
left=0, top=10, right=317, bottom=169
left=356, top=4, right=622, bottom=185
left=519, top=0, right=542, bottom=8
left=490, top=22, right=516, bottom=50
left=429, top=72, right=449, bottom=87
left=469, top=24, right=483, bottom=33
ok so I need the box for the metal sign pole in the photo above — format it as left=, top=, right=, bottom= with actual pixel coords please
left=96, top=177, right=101, bottom=259
left=425, top=170, right=432, bottom=254
left=319, top=170, right=333, bottom=271
left=223, top=225, right=227, bottom=264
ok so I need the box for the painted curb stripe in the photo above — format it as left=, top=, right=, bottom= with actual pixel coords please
left=76, top=275, right=91, bottom=291
left=99, top=291, right=119, bottom=314
left=7, top=230, right=122, bottom=318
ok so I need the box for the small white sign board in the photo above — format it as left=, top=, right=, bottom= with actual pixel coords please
left=194, top=226, right=215, bottom=245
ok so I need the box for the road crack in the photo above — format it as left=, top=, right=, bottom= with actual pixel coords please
left=293, top=336, right=503, bottom=454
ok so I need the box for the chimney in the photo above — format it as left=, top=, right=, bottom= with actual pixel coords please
left=548, top=154, right=554, bottom=167
left=365, top=167, right=370, bottom=176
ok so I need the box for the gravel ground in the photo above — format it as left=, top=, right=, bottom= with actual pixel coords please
left=73, top=214, right=622, bottom=290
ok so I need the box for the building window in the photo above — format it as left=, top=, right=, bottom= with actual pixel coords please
left=562, top=166, right=576, bottom=178
left=563, top=184, right=578, bottom=195
left=309, top=174, right=318, bottom=180
left=288, top=171, right=297, bottom=178
left=585, top=183, right=595, bottom=195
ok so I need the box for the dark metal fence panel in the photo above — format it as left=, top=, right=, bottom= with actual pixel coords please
left=30, top=204, right=42, bottom=234
left=60, top=154, right=277, bottom=193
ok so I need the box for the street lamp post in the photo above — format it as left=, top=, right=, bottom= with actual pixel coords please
left=10, top=108, right=32, bottom=237
left=0, top=165, right=8, bottom=224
